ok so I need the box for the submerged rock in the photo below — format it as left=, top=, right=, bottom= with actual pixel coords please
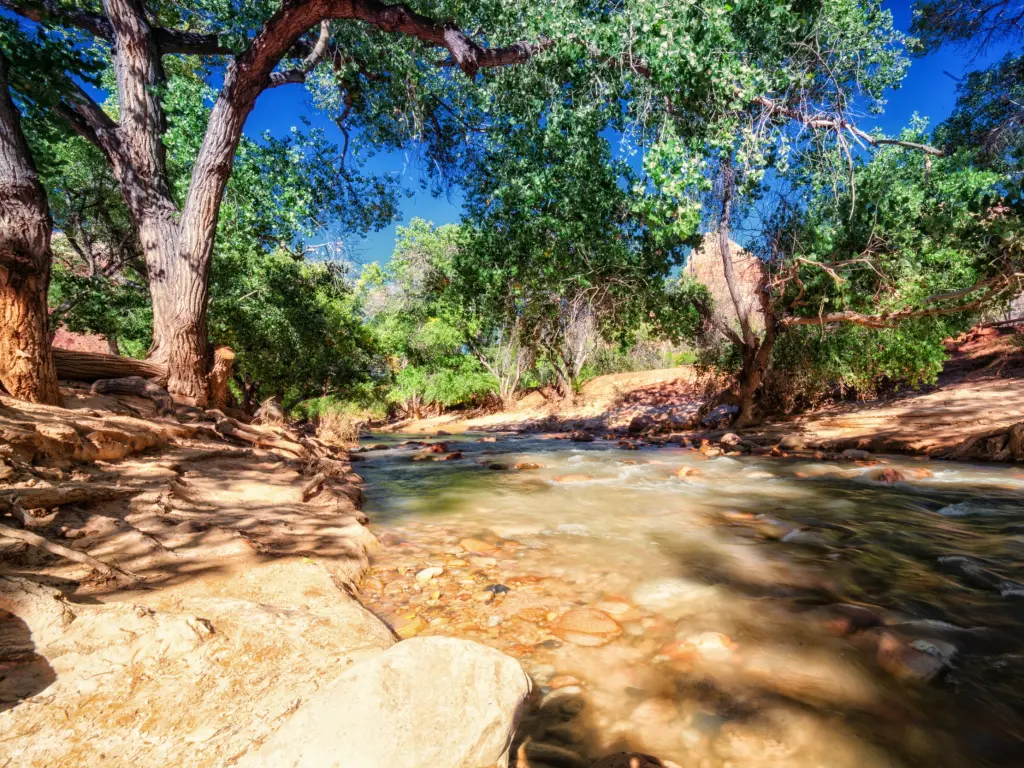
left=516, top=462, right=545, bottom=470
left=937, top=555, right=1004, bottom=591
left=862, top=467, right=906, bottom=484
left=460, top=538, right=497, bottom=554
left=631, top=578, right=716, bottom=612
left=857, top=627, right=957, bottom=684
left=240, top=637, right=531, bottom=768
left=551, top=608, right=622, bottom=646
left=840, top=448, right=872, bottom=461
left=554, top=474, right=593, bottom=483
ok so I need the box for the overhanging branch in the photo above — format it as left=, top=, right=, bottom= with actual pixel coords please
left=0, top=0, right=228, bottom=57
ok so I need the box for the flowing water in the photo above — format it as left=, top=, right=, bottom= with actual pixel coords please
left=355, top=433, right=1024, bottom=768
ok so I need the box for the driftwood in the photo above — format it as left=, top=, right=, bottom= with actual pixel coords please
left=0, top=483, right=139, bottom=511
left=207, top=346, right=236, bottom=410
left=91, top=376, right=174, bottom=415
left=54, top=349, right=168, bottom=386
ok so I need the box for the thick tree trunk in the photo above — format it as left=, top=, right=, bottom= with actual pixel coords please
left=145, top=253, right=208, bottom=409
left=0, top=54, right=62, bottom=406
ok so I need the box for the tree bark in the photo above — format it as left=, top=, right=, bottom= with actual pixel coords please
left=0, top=53, right=62, bottom=406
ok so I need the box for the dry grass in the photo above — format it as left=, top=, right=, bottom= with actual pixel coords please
left=316, top=410, right=360, bottom=447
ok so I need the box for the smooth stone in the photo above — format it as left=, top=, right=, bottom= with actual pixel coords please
left=840, top=448, right=872, bottom=460
left=549, top=675, right=583, bottom=689
left=460, top=538, right=497, bottom=554
left=240, top=637, right=531, bottom=768
left=778, top=434, right=805, bottom=450
left=393, top=615, right=427, bottom=639
left=415, top=566, right=444, bottom=584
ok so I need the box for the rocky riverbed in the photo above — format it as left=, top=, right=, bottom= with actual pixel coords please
left=355, top=432, right=1024, bottom=768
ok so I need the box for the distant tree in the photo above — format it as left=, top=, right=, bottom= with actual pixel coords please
left=683, top=134, right=1023, bottom=424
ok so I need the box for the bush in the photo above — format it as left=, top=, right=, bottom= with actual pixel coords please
left=315, top=410, right=361, bottom=446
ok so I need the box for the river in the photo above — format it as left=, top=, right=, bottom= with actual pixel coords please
left=354, top=432, right=1024, bottom=768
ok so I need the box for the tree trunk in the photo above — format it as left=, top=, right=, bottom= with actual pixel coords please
left=734, top=351, right=764, bottom=428
left=733, top=326, right=777, bottom=428
left=53, top=348, right=168, bottom=384
left=0, top=53, right=62, bottom=406
left=142, top=221, right=211, bottom=406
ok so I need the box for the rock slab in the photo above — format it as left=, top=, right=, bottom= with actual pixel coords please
left=240, top=636, right=531, bottom=768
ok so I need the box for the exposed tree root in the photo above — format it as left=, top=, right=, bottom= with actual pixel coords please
left=0, top=521, right=138, bottom=582
left=0, top=483, right=139, bottom=511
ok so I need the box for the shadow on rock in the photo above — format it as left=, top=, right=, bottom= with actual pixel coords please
left=0, top=608, right=56, bottom=713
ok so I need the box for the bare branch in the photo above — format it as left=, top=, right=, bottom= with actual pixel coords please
left=755, top=96, right=946, bottom=156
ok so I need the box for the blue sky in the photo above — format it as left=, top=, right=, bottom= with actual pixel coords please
left=241, top=0, right=1016, bottom=265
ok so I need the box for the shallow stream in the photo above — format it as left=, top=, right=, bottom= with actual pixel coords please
left=356, top=433, right=1024, bottom=768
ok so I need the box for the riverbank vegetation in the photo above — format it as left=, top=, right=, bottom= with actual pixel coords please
left=0, top=0, right=1021, bottom=429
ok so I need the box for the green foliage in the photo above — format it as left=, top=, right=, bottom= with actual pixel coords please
left=935, top=54, right=1024, bottom=171
left=365, top=220, right=497, bottom=414
left=753, top=128, right=1024, bottom=407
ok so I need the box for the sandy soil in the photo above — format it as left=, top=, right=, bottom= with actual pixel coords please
left=0, top=388, right=390, bottom=767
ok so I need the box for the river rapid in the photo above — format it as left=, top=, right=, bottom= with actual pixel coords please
left=354, top=432, right=1024, bottom=768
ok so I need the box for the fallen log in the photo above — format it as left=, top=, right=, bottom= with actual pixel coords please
left=0, top=483, right=139, bottom=511
left=90, top=376, right=174, bottom=415
left=54, top=349, right=168, bottom=386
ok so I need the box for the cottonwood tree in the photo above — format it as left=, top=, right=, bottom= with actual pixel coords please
left=1, top=0, right=550, bottom=405
left=0, top=51, right=61, bottom=404
left=687, top=136, right=1023, bottom=425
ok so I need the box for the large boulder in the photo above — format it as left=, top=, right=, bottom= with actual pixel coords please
left=240, top=636, right=531, bottom=768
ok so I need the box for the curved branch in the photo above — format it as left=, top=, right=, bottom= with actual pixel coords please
left=268, top=20, right=331, bottom=88
left=780, top=281, right=1014, bottom=329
